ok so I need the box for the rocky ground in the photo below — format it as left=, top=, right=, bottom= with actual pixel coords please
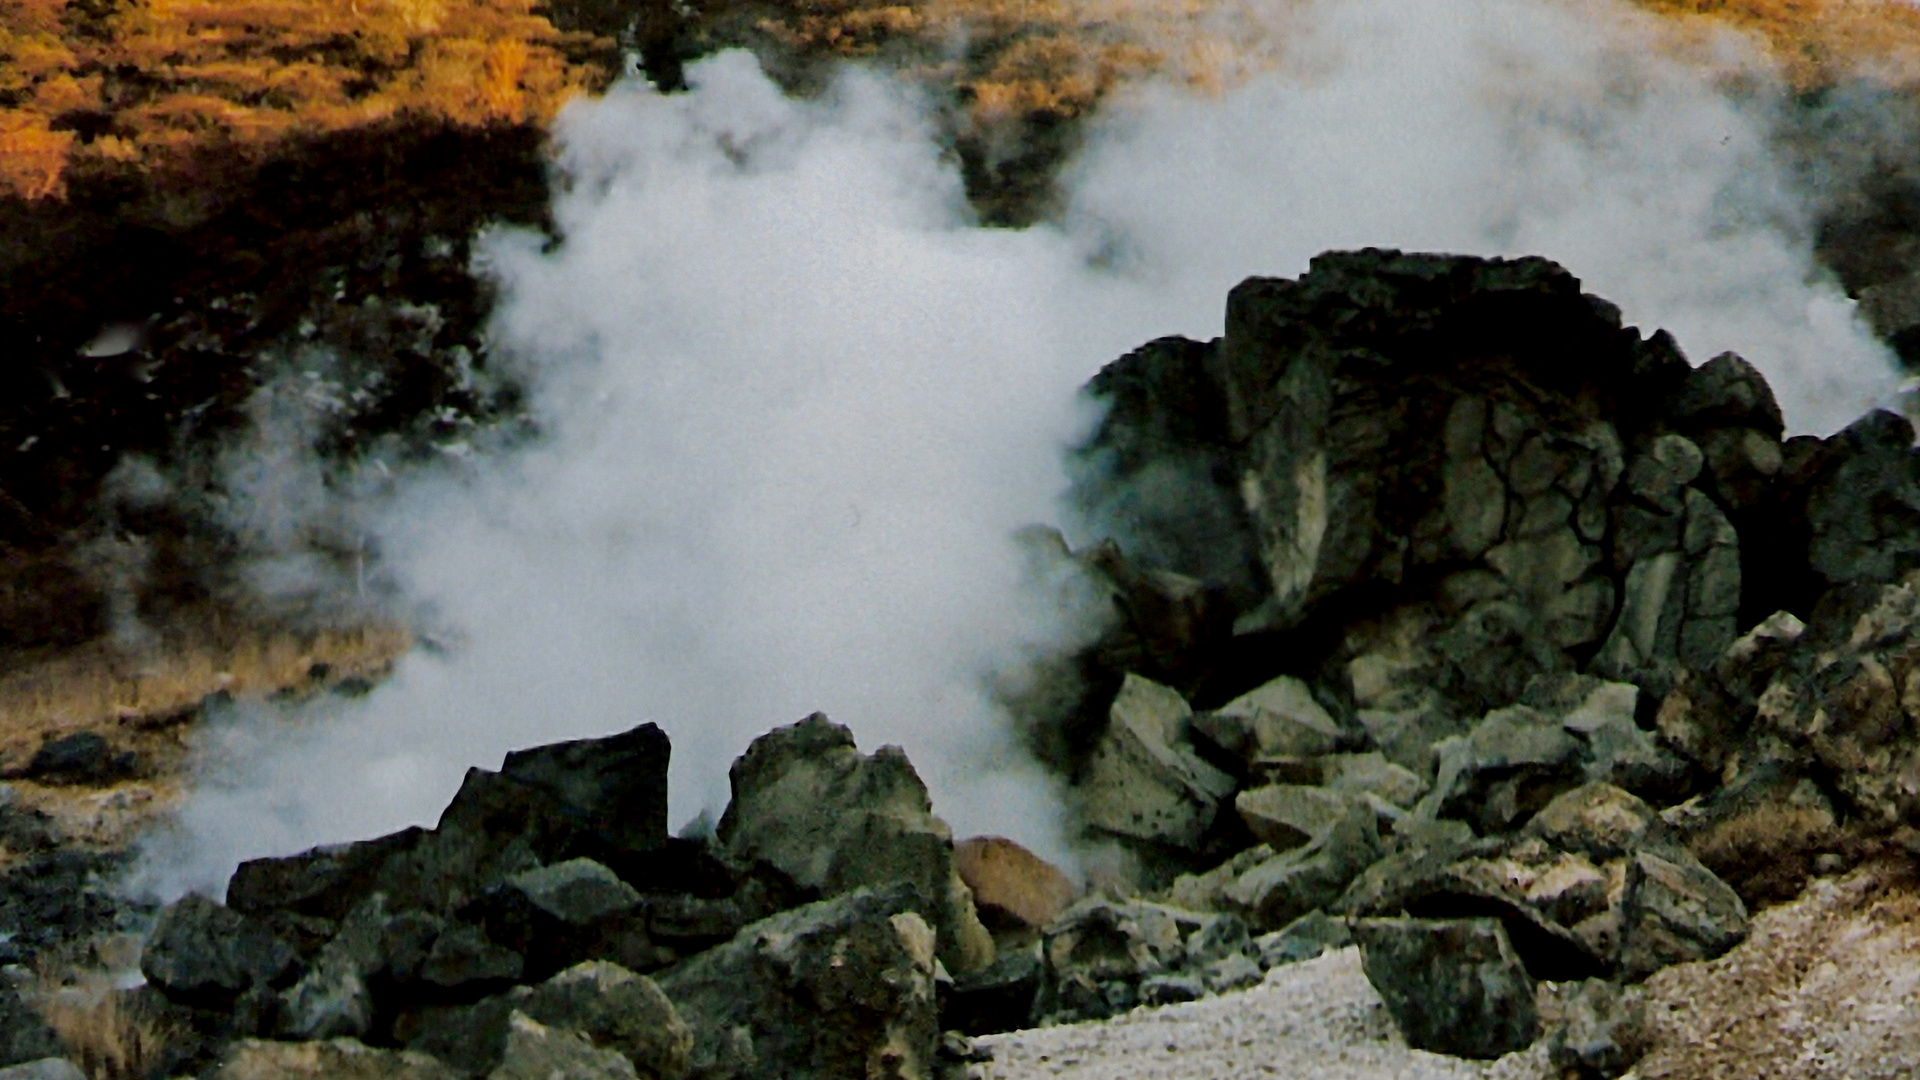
left=1, top=252, right=1918, bottom=1079
left=9, top=3, right=1920, bottom=1078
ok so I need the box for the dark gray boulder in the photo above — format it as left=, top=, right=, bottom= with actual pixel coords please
left=1351, top=917, right=1540, bottom=1059
left=141, top=894, right=296, bottom=1011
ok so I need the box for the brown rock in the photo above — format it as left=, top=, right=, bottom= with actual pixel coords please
left=953, top=837, right=1078, bottom=932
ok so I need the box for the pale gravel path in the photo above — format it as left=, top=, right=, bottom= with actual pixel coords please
left=972, top=947, right=1554, bottom=1080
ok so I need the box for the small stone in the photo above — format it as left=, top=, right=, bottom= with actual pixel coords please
left=1526, top=784, right=1655, bottom=861
left=1252, top=909, right=1352, bottom=970
left=1321, top=752, right=1427, bottom=808
left=1203, top=952, right=1264, bottom=994
left=1138, top=974, right=1205, bottom=1006
left=0, top=985, right=64, bottom=1068
left=20, top=732, right=137, bottom=785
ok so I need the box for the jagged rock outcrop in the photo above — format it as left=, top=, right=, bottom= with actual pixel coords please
left=115, top=250, right=1920, bottom=1078
left=651, top=886, right=941, bottom=1080
left=716, top=712, right=995, bottom=975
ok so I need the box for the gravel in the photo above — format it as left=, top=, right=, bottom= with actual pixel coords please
left=971, top=947, right=1553, bottom=1080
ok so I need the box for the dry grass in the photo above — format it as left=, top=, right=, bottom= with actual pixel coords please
left=1636, top=0, right=1920, bottom=88
left=12, top=0, right=1920, bottom=204
left=34, top=973, right=176, bottom=1080
left=0, top=0, right=609, bottom=199
left=0, top=620, right=411, bottom=767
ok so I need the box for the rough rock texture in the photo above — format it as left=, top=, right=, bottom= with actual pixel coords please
left=1076, top=675, right=1237, bottom=853
left=1351, top=918, right=1540, bottom=1059
left=650, top=885, right=941, bottom=1080
left=716, top=712, right=995, bottom=976
left=0, top=988, right=65, bottom=1069
left=489, top=1012, right=638, bottom=1080
left=1035, top=897, right=1254, bottom=1024
left=140, top=894, right=296, bottom=1012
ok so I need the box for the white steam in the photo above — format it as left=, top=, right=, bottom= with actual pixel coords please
left=143, top=0, right=1900, bottom=897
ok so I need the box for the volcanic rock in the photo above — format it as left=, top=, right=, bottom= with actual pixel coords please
left=489, top=1012, right=637, bottom=1080
left=1222, top=797, right=1381, bottom=931
left=716, top=712, right=994, bottom=975
left=142, top=894, right=297, bottom=1012
left=650, top=885, right=940, bottom=1080
left=1077, top=675, right=1236, bottom=850
left=507, top=962, right=691, bottom=1080
left=944, top=942, right=1044, bottom=1036
left=1525, top=783, right=1658, bottom=862
left=0, top=987, right=64, bottom=1068
left=1251, top=909, right=1352, bottom=970
left=1547, top=978, right=1649, bottom=1079
left=1232, top=784, right=1353, bottom=851
left=1616, top=848, right=1749, bottom=980
left=229, top=829, right=429, bottom=923
left=212, top=1038, right=462, bottom=1080
left=18, top=731, right=138, bottom=785
left=1191, top=675, right=1346, bottom=763
left=1351, top=916, right=1539, bottom=1059
left=1035, top=897, right=1250, bottom=1023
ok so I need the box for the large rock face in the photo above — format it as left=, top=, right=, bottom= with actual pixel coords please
left=716, top=712, right=994, bottom=975
left=1070, top=251, right=1835, bottom=745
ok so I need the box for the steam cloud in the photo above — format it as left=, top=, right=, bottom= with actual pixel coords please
left=140, top=0, right=1901, bottom=897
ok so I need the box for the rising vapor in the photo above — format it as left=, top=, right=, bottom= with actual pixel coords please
left=138, top=0, right=1900, bottom=898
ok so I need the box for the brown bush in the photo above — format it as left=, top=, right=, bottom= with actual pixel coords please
left=34, top=977, right=174, bottom=1080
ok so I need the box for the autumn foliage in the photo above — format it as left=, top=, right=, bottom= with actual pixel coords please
left=5, top=0, right=1920, bottom=203
left=0, top=0, right=606, bottom=199
left=750, top=0, right=1920, bottom=141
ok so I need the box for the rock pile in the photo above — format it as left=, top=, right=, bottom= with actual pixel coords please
left=44, top=250, right=1920, bottom=1079
left=1026, top=249, right=1920, bottom=1067
left=122, top=714, right=988, bottom=1079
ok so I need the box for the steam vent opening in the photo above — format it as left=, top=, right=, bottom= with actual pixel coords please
left=7, top=0, right=1920, bottom=1077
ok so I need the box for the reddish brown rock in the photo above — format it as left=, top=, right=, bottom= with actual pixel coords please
left=954, top=837, right=1078, bottom=931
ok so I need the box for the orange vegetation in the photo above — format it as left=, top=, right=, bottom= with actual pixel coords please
left=756, top=0, right=1294, bottom=127
left=752, top=0, right=1920, bottom=138
left=0, top=0, right=607, bottom=199
left=5, top=0, right=1920, bottom=201
left=1638, top=0, right=1920, bottom=87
